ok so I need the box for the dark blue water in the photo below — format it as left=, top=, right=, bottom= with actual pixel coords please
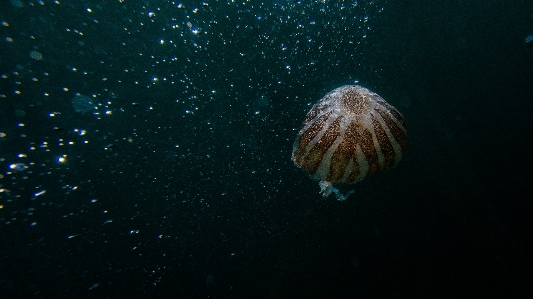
left=1, top=1, right=533, bottom=298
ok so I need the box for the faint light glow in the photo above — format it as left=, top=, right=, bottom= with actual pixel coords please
left=17, top=123, right=24, bottom=127
left=526, top=35, right=533, bottom=45
left=159, top=39, right=164, bottom=44
left=148, top=12, right=155, bottom=17
left=87, top=8, right=92, bottom=12
left=17, top=153, right=27, bottom=158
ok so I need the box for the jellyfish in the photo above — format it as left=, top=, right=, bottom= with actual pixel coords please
left=292, top=85, right=407, bottom=201
left=71, top=94, right=94, bottom=114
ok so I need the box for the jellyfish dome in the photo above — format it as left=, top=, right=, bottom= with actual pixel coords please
left=292, top=85, right=407, bottom=201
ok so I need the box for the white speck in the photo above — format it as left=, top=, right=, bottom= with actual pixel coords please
left=57, top=155, right=67, bottom=163
left=9, top=163, right=27, bottom=171
left=34, top=190, right=46, bottom=197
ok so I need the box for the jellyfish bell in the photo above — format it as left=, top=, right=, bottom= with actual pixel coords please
left=292, top=85, right=407, bottom=201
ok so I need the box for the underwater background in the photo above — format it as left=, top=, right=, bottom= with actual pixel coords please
left=1, top=0, right=533, bottom=298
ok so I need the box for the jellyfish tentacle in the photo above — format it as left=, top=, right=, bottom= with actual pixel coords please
left=319, top=181, right=354, bottom=201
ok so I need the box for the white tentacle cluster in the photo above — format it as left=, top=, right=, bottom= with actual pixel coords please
left=319, top=181, right=354, bottom=201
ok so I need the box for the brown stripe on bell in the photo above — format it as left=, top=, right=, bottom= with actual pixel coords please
left=292, top=85, right=407, bottom=201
